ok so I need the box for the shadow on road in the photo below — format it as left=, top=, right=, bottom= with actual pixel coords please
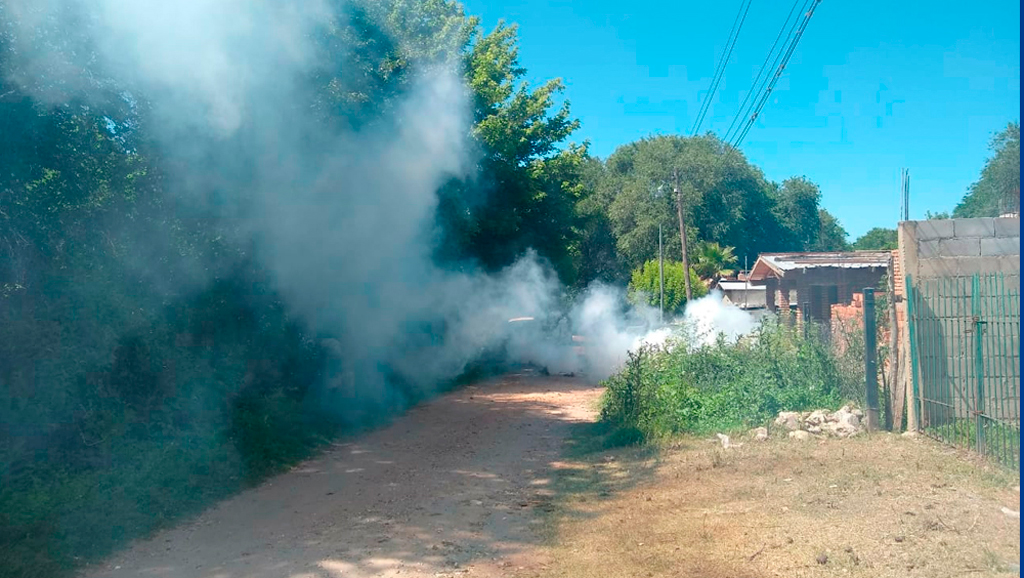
left=81, top=371, right=660, bottom=578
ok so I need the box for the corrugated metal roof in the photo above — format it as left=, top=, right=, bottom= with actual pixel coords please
left=749, top=251, right=891, bottom=279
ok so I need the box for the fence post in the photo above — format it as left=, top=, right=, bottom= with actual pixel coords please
left=864, top=288, right=880, bottom=431
left=972, top=274, right=986, bottom=455
left=905, top=275, right=921, bottom=432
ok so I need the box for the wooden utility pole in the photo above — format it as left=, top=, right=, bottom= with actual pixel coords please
left=673, top=168, right=693, bottom=301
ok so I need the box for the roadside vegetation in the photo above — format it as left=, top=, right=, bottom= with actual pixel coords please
left=600, top=317, right=864, bottom=444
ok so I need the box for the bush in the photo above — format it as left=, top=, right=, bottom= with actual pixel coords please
left=628, top=259, right=707, bottom=315
left=600, top=317, right=861, bottom=442
left=0, top=266, right=338, bottom=577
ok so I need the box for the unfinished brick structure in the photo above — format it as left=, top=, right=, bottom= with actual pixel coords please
left=747, top=252, right=891, bottom=323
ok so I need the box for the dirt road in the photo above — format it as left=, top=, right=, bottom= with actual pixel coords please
left=84, top=373, right=602, bottom=578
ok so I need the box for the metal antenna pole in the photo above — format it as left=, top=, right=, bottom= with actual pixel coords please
left=659, top=223, right=665, bottom=324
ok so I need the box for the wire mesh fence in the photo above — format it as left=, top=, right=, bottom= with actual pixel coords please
left=906, top=272, right=1020, bottom=468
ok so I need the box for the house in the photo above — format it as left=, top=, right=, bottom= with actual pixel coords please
left=712, top=279, right=766, bottom=310
left=747, top=251, right=891, bottom=323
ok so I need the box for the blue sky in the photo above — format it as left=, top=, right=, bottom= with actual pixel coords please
left=462, top=0, right=1021, bottom=240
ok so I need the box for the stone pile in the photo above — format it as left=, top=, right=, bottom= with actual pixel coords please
left=772, top=405, right=864, bottom=439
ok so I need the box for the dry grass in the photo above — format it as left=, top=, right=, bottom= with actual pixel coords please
left=535, top=432, right=1020, bottom=578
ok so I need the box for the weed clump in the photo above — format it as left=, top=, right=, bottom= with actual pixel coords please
left=600, top=317, right=863, bottom=442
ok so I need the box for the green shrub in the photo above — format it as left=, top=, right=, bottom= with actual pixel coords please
left=0, top=266, right=340, bottom=577
left=600, top=317, right=861, bottom=442
left=628, top=259, right=706, bottom=315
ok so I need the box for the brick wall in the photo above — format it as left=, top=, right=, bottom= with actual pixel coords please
left=831, top=292, right=891, bottom=356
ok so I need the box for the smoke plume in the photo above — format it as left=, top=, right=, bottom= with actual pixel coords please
left=4, top=0, right=755, bottom=423
left=681, top=290, right=758, bottom=347
left=2, top=0, right=652, bottom=418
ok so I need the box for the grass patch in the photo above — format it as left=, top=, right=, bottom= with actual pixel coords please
left=922, top=418, right=1021, bottom=469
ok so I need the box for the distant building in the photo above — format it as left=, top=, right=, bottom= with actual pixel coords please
left=713, top=279, right=766, bottom=310
left=747, top=251, right=891, bottom=323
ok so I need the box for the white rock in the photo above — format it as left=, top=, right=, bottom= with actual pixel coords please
left=829, top=423, right=858, bottom=438
left=775, top=411, right=802, bottom=431
left=788, top=430, right=812, bottom=441
left=841, top=413, right=860, bottom=428
left=750, top=427, right=769, bottom=441
left=807, top=425, right=822, bottom=435
left=1001, top=507, right=1020, bottom=519
left=805, top=409, right=829, bottom=426
left=716, top=433, right=731, bottom=449
left=832, top=406, right=861, bottom=432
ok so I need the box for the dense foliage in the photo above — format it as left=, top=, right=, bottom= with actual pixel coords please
left=600, top=318, right=863, bottom=443
left=627, top=260, right=707, bottom=315
left=590, top=136, right=849, bottom=284
left=954, top=122, right=1020, bottom=218
left=691, top=241, right=738, bottom=281
left=851, top=227, right=898, bottom=251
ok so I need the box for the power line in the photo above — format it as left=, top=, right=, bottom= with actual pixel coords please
left=691, top=0, right=754, bottom=136
left=729, top=0, right=814, bottom=147
left=723, top=0, right=803, bottom=144
left=731, top=0, right=822, bottom=148
left=731, top=0, right=820, bottom=147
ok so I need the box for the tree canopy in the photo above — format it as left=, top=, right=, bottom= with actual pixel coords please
left=590, top=135, right=849, bottom=283
left=851, top=227, right=897, bottom=251
left=954, top=122, right=1020, bottom=218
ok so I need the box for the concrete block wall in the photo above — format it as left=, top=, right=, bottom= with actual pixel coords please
left=896, top=216, right=1020, bottom=429
left=899, top=217, right=1020, bottom=290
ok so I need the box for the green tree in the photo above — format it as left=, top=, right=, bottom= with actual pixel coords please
left=924, top=210, right=951, bottom=220
left=597, top=135, right=850, bottom=283
left=628, top=259, right=707, bottom=315
left=773, top=177, right=821, bottom=249
left=772, top=177, right=849, bottom=251
left=603, top=135, right=787, bottom=278
left=809, top=210, right=850, bottom=251
left=851, top=227, right=897, bottom=250
left=954, top=122, right=1020, bottom=218
left=692, top=241, right=738, bottom=281
left=434, top=21, right=587, bottom=283
left=571, top=156, right=620, bottom=285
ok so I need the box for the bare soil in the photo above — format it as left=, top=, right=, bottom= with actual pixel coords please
left=83, top=372, right=603, bottom=578
left=539, top=431, right=1021, bottom=578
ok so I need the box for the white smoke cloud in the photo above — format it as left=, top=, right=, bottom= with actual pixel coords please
left=681, top=290, right=758, bottom=348
left=4, top=0, right=329, bottom=134
left=5, top=0, right=748, bottom=417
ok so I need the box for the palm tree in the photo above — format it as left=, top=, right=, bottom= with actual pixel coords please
left=692, top=241, right=738, bottom=282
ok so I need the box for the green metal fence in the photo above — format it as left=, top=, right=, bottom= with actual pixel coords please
left=906, top=272, right=1020, bottom=468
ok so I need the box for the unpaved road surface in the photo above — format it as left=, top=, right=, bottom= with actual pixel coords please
left=84, top=373, right=602, bottom=578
